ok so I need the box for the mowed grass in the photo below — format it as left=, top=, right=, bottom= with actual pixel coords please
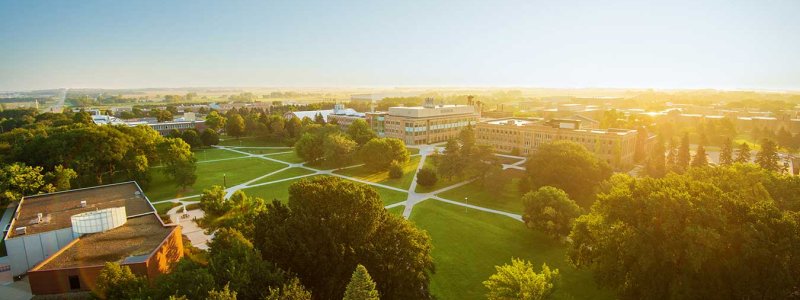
left=153, top=201, right=180, bottom=215
left=218, top=136, right=288, bottom=147
left=242, top=175, right=327, bottom=203
left=250, top=167, right=316, bottom=185
left=334, top=156, right=421, bottom=190
left=438, top=169, right=527, bottom=214
left=270, top=152, right=306, bottom=164
left=146, top=158, right=288, bottom=201
left=373, top=186, right=408, bottom=206
left=387, top=205, right=405, bottom=216
left=194, top=148, right=247, bottom=162
left=235, top=148, right=293, bottom=155
left=411, top=200, right=611, bottom=300
left=407, top=147, right=421, bottom=155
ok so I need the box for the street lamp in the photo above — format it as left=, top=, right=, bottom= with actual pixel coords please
left=464, top=197, right=468, bottom=212
left=223, top=173, right=227, bottom=188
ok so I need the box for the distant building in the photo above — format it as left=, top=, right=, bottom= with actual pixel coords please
left=475, top=118, right=638, bottom=167
left=383, top=98, right=479, bottom=145
left=350, top=92, right=420, bottom=102
left=326, top=104, right=367, bottom=130
left=3, top=182, right=183, bottom=296
left=93, top=112, right=206, bottom=136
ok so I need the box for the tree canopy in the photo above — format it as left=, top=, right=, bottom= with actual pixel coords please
left=483, top=258, right=559, bottom=300
left=524, top=141, right=611, bottom=207
left=522, top=186, right=581, bottom=239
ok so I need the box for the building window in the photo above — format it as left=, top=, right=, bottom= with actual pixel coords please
left=69, top=275, right=81, bottom=290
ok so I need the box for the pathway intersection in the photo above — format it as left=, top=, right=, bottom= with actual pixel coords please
left=152, top=142, right=528, bottom=248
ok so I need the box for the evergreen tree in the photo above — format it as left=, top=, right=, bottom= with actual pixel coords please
left=314, top=112, right=326, bottom=125
left=676, top=133, right=690, bottom=172
left=735, top=142, right=752, bottom=163
left=691, top=144, right=708, bottom=167
left=719, top=138, right=733, bottom=165
left=756, top=139, right=781, bottom=172
left=343, top=264, right=380, bottom=300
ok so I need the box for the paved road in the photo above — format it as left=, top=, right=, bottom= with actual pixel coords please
left=45, top=88, right=67, bottom=113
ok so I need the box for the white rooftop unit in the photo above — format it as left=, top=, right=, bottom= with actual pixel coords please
left=70, top=207, right=127, bottom=234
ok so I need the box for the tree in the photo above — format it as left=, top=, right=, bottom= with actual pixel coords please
left=343, top=264, right=380, bottom=300
left=208, top=228, right=285, bottom=300
left=522, top=186, right=581, bottom=239
left=756, top=139, right=781, bottom=172
left=153, top=259, right=216, bottom=300
left=46, top=165, right=77, bottom=191
left=525, top=141, right=611, bottom=207
left=323, top=133, right=358, bottom=167
left=644, top=137, right=666, bottom=177
left=675, top=133, right=690, bottom=172
left=207, top=284, right=237, bottom=300
left=719, top=138, right=733, bottom=165
left=181, top=129, right=203, bottom=149
left=437, top=139, right=464, bottom=180
left=205, top=111, right=227, bottom=131
left=314, top=112, right=326, bottom=125
left=72, top=110, right=94, bottom=125
left=295, top=133, right=325, bottom=163
left=568, top=172, right=800, bottom=300
left=633, top=127, right=648, bottom=163
left=94, top=262, right=147, bottom=300
left=360, top=138, right=410, bottom=170
left=265, top=278, right=313, bottom=300
left=201, top=128, right=220, bottom=146
left=483, top=259, right=559, bottom=300
left=158, top=138, right=197, bottom=190
left=0, top=163, right=55, bottom=206
left=285, top=116, right=303, bottom=139
left=416, top=168, right=438, bottom=186
left=347, top=119, right=377, bottom=146
left=690, top=144, right=708, bottom=167
left=253, top=177, right=434, bottom=299
left=388, top=160, right=403, bottom=179
left=777, top=126, right=794, bottom=150
left=157, top=109, right=174, bottom=122
left=226, top=114, right=246, bottom=138
left=735, top=142, right=752, bottom=163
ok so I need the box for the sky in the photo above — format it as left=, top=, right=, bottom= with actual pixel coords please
left=1, top=0, right=799, bottom=91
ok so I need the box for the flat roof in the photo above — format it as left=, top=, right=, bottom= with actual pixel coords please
left=486, top=119, right=537, bottom=126
left=35, top=214, right=174, bottom=270
left=8, top=182, right=154, bottom=238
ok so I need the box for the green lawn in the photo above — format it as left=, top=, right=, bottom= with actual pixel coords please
left=407, top=148, right=421, bottom=155
left=438, top=169, right=527, bottom=214
left=334, top=156, right=420, bottom=190
left=153, top=201, right=180, bottom=215
left=410, top=200, right=611, bottom=300
left=414, top=156, right=460, bottom=193
left=250, top=167, right=316, bottom=185
left=219, top=136, right=288, bottom=147
left=387, top=205, right=405, bottom=216
left=194, top=148, right=247, bottom=162
left=269, top=152, right=306, bottom=164
left=373, top=186, right=408, bottom=206
left=145, top=158, right=288, bottom=201
left=236, top=148, right=293, bottom=155
left=242, top=175, right=327, bottom=203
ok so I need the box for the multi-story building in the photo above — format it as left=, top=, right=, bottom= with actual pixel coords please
left=383, top=98, right=479, bottom=145
left=2, top=182, right=183, bottom=296
left=476, top=118, right=638, bottom=167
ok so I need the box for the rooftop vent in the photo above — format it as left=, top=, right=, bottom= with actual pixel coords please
left=134, top=191, right=142, bottom=198
left=80, top=200, right=87, bottom=208
left=15, top=226, right=27, bottom=235
left=37, top=213, right=43, bottom=224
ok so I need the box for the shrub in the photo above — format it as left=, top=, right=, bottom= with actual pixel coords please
left=388, top=161, right=404, bottom=178
left=416, top=168, right=438, bottom=186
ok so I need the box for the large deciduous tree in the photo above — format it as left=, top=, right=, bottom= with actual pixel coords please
left=347, top=119, right=377, bottom=147
left=253, top=177, right=434, bottom=300
left=360, top=138, right=410, bottom=170
left=205, top=111, right=227, bottom=131
left=568, top=170, right=800, bottom=300
left=208, top=228, right=286, bottom=300
left=94, top=262, right=148, bottom=300
left=323, top=133, right=358, bottom=168
left=483, top=259, right=559, bottom=300
left=525, top=141, right=611, bottom=207
left=522, top=186, right=581, bottom=239
left=158, top=138, right=197, bottom=190
left=226, top=113, right=246, bottom=138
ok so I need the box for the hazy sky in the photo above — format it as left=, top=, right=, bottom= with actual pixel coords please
left=1, top=0, right=799, bottom=91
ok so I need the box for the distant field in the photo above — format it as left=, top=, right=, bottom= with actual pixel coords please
left=410, top=200, right=611, bottom=300
left=334, top=156, right=420, bottom=190
left=146, top=157, right=287, bottom=201
left=438, top=169, right=527, bottom=214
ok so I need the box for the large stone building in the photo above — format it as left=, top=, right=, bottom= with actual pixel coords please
left=2, top=182, right=183, bottom=296
left=476, top=118, right=638, bottom=167
left=383, top=98, right=480, bottom=145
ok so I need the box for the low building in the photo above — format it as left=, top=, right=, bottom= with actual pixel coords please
left=476, top=118, right=638, bottom=167
left=2, top=182, right=183, bottom=296
left=383, top=98, right=479, bottom=145
left=326, top=104, right=367, bottom=130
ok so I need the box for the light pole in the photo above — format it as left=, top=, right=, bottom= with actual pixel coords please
left=464, top=197, right=468, bottom=212
left=223, top=173, right=227, bottom=188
